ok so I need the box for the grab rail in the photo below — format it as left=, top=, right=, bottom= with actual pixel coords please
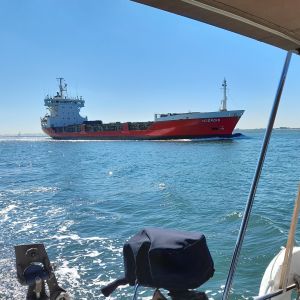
left=254, top=283, right=297, bottom=300
left=222, top=50, right=293, bottom=300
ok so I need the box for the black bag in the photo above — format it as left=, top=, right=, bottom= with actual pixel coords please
left=101, top=227, right=214, bottom=297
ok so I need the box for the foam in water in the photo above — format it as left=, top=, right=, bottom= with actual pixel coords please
left=1, top=130, right=299, bottom=299
left=0, top=204, right=17, bottom=222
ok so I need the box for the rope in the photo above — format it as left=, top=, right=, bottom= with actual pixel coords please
left=279, top=185, right=300, bottom=290
left=132, top=282, right=139, bottom=300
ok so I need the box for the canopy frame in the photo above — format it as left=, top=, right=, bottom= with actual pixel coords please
left=132, top=0, right=300, bottom=53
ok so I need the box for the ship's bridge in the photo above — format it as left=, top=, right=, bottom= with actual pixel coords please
left=41, top=78, right=87, bottom=128
left=44, top=95, right=85, bottom=108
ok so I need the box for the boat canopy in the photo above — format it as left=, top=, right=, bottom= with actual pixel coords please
left=131, top=0, right=300, bottom=54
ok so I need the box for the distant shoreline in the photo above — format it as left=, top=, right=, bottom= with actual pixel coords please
left=237, top=127, right=300, bottom=131
left=0, top=133, right=47, bottom=137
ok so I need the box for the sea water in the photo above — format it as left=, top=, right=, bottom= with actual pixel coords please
left=0, top=130, right=300, bottom=300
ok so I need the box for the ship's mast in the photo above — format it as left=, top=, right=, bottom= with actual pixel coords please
left=220, top=78, right=227, bottom=111
left=56, top=77, right=67, bottom=98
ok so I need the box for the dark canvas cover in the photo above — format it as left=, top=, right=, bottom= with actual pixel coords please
left=123, top=227, right=214, bottom=290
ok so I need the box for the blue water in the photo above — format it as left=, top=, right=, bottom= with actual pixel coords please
left=0, top=130, right=300, bottom=299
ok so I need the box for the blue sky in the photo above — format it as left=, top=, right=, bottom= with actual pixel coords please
left=0, top=0, right=299, bottom=134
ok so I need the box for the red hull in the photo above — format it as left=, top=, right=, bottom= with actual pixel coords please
left=42, top=116, right=242, bottom=140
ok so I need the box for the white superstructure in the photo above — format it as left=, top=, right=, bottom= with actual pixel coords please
left=154, top=110, right=244, bottom=122
left=41, top=78, right=87, bottom=128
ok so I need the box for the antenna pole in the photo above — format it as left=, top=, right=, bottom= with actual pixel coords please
left=222, top=50, right=293, bottom=300
left=220, top=79, right=227, bottom=111
left=56, top=77, right=65, bottom=98
left=223, top=79, right=227, bottom=110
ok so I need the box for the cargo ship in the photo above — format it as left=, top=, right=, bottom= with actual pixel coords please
left=41, top=78, right=244, bottom=140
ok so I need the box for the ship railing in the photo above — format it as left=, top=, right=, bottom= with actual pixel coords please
left=45, top=94, right=83, bottom=100
left=40, top=116, right=49, bottom=127
left=44, top=98, right=85, bottom=106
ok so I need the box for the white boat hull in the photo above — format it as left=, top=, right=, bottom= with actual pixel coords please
left=258, top=247, right=300, bottom=300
